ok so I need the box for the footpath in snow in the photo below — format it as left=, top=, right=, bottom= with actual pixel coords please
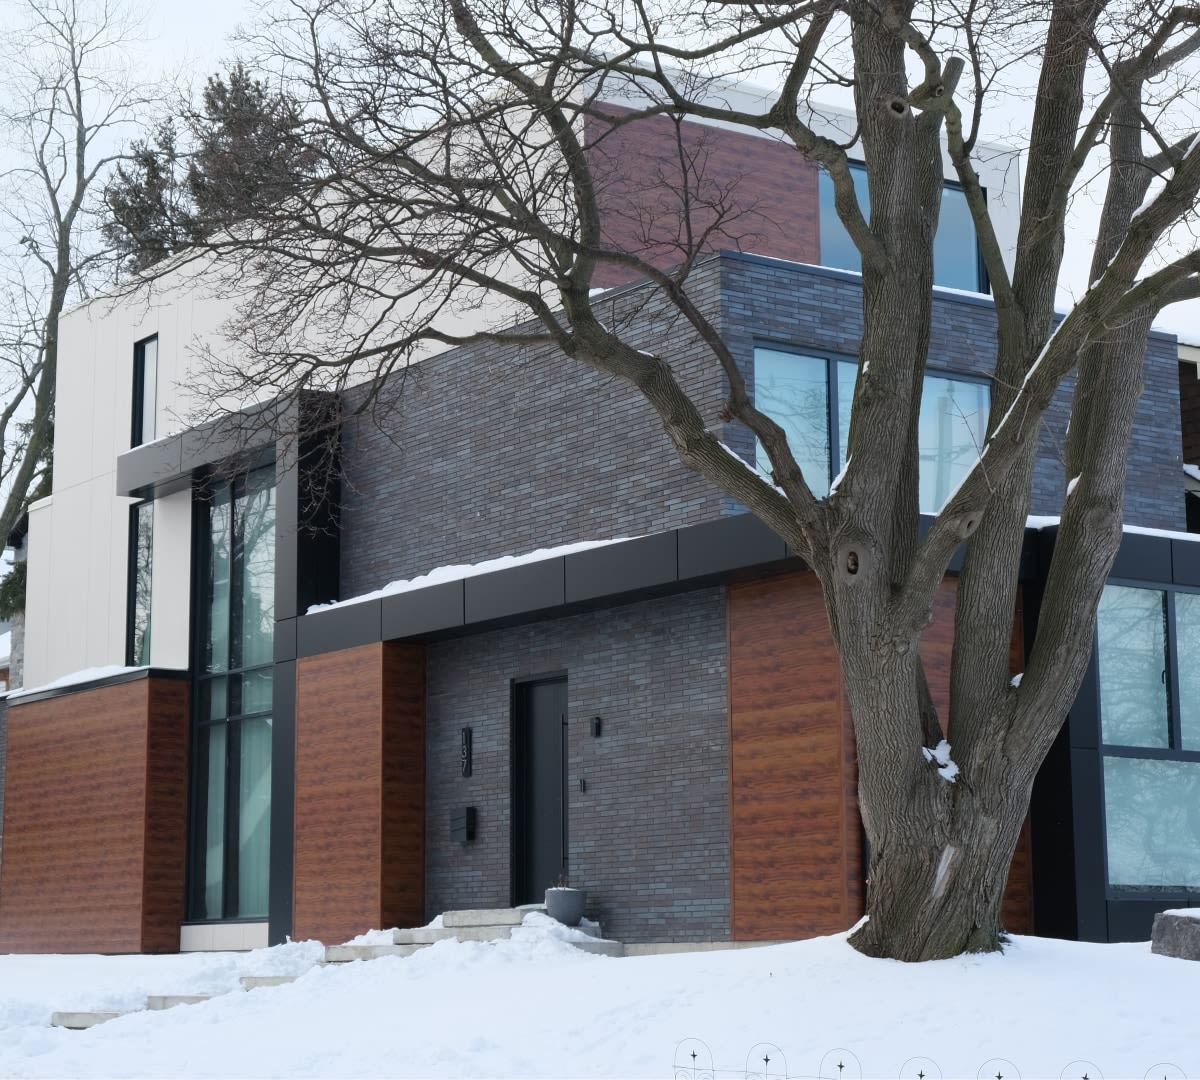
left=0, top=919, right=1197, bottom=1079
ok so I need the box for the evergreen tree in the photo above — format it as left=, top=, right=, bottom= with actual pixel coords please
left=102, top=66, right=308, bottom=275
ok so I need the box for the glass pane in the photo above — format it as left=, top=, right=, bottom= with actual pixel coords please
left=918, top=375, right=990, bottom=512
left=202, top=723, right=227, bottom=919
left=935, top=186, right=982, bottom=292
left=129, top=501, right=154, bottom=665
left=237, top=716, right=272, bottom=917
left=1097, top=586, right=1170, bottom=748
left=197, top=677, right=228, bottom=723
left=138, top=338, right=158, bottom=444
left=819, top=164, right=983, bottom=292
left=207, top=486, right=232, bottom=673
left=241, top=670, right=274, bottom=716
left=239, top=478, right=276, bottom=670
left=1104, top=756, right=1200, bottom=888
left=1177, top=592, right=1200, bottom=750
left=818, top=164, right=868, bottom=275
left=836, top=361, right=858, bottom=477
left=754, top=348, right=830, bottom=489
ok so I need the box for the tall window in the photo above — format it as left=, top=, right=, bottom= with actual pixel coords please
left=190, top=465, right=275, bottom=921
left=753, top=347, right=990, bottom=512
left=131, top=336, right=158, bottom=447
left=1096, top=584, right=1200, bottom=892
left=126, top=501, right=153, bottom=665
left=818, top=163, right=986, bottom=293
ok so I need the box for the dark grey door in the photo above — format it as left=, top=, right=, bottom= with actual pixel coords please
left=514, top=678, right=567, bottom=905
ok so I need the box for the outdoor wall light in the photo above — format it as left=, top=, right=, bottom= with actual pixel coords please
left=461, top=726, right=473, bottom=777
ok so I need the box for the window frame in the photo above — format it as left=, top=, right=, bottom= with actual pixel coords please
left=187, top=463, right=276, bottom=922
left=131, top=335, right=159, bottom=448
left=125, top=499, right=154, bottom=666
left=751, top=341, right=992, bottom=504
left=818, top=161, right=990, bottom=294
left=1095, top=577, right=1200, bottom=900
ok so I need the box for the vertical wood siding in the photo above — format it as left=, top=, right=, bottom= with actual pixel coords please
left=728, top=571, right=1033, bottom=939
left=293, top=642, right=425, bottom=944
left=0, top=677, right=188, bottom=953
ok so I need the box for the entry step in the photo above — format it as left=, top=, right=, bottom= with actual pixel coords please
left=51, top=1010, right=126, bottom=1030
left=240, top=974, right=299, bottom=990
left=324, top=943, right=428, bottom=963
left=442, top=907, right=532, bottom=928
left=393, top=921, right=603, bottom=945
left=146, top=994, right=212, bottom=1010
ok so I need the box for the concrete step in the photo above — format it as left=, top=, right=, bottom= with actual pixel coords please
left=324, top=943, right=428, bottom=963
left=442, top=908, right=527, bottom=928
left=393, top=925, right=513, bottom=944
left=240, top=974, right=299, bottom=990
left=51, top=1010, right=127, bottom=1030
left=394, top=921, right=603, bottom=945
left=146, top=994, right=212, bottom=1010
left=569, top=937, right=624, bottom=957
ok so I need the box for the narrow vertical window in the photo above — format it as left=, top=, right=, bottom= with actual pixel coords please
left=131, top=335, right=158, bottom=447
left=126, top=500, right=154, bottom=665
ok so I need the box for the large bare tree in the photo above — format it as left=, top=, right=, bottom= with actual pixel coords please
left=175, top=0, right=1200, bottom=961
left=0, top=0, right=153, bottom=546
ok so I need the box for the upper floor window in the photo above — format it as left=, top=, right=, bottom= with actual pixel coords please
left=753, top=346, right=990, bottom=513
left=131, top=335, right=158, bottom=447
left=1096, top=584, right=1200, bottom=892
left=818, top=163, right=986, bottom=293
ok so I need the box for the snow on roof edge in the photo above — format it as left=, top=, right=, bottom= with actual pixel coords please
left=308, top=536, right=638, bottom=615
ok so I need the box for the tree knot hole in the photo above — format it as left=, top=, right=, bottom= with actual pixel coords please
left=846, top=550, right=859, bottom=574
left=887, top=96, right=908, bottom=116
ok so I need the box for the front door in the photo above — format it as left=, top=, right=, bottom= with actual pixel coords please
left=513, top=677, right=567, bottom=905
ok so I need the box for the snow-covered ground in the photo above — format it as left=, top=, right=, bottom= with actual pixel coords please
left=0, top=921, right=1196, bottom=1079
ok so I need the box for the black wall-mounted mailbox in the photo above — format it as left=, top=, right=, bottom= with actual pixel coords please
left=451, top=806, right=477, bottom=843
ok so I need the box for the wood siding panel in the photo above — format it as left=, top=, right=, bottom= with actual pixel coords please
left=294, top=642, right=425, bottom=943
left=728, top=573, right=861, bottom=940
left=0, top=678, right=188, bottom=953
left=142, top=680, right=190, bottom=952
left=380, top=642, right=426, bottom=930
left=729, top=571, right=1031, bottom=940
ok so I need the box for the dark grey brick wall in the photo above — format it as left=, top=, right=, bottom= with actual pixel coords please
left=338, top=265, right=728, bottom=598
left=424, top=588, right=729, bottom=943
left=718, top=255, right=1184, bottom=529
left=337, top=253, right=1182, bottom=600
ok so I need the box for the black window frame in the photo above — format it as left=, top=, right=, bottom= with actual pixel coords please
left=751, top=341, right=993, bottom=497
left=187, top=462, right=276, bottom=923
left=131, top=335, right=158, bottom=448
left=818, top=161, right=990, bottom=294
left=1095, top=576, right=1200, bottom=901
left=125, top=499, right=154, bottom=666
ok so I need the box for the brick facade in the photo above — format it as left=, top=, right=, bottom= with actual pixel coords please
left=586, top=108, right=821, bottom=289
left=717, top=255, right=1184, bottom=529
left=338, top=263, right=728, bottom=598
left=424, top=588, right=729, bottom=943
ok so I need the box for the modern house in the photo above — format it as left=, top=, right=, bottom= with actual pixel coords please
left=0, top=98, right=1194, bottom=955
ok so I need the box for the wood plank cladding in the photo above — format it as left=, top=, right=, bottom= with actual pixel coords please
left=0, top=676, right=188, bottom=954
left=293, top=641, right=425, bottom=944
left=728, top=571, right=1032, bottom=940
left=728, top=572, right=862, bottom=940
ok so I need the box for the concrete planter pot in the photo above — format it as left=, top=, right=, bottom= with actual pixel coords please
left=545, top=887, right=587, bottom=927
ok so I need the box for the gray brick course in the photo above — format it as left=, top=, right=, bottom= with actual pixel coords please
left=424, top=588, right=729, bottom=943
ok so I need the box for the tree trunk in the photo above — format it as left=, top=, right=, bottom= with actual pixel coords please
left=849, top=778, right=1032, bottom=961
